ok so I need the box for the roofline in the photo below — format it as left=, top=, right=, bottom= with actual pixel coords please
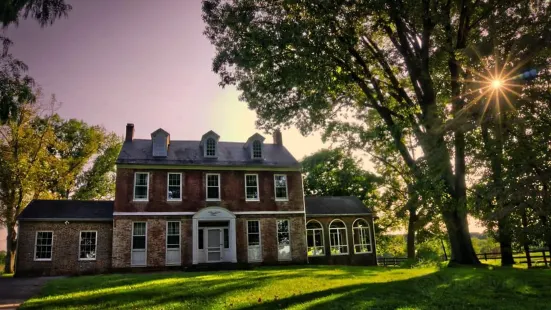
left=18, top=218, right=113, bottom=222
left=116, top=163, right=301, bottom=171
left=306, top=213, right=372, bottom=217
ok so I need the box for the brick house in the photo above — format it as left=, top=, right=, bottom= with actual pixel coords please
left=15, top=124, right=376, bottom=276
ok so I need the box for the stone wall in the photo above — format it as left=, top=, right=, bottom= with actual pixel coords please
left=114, top=169, right=304, bottom=213
left=305, top=215, right=377, bottom=266
left=16, top=221, right=112, bottom=276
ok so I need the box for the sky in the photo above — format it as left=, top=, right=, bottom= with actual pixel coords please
left=2, top=0, right=483, bottom=234
left=3, top=0, right=328, bottom=160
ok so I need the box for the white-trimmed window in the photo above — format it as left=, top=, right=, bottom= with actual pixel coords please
left=133, top=172, right=149, bottom=201
left=306, top=220, right=324, bottom=256
left=245, top=174, right=259, bottom=201
left=252, top=140, right=262, bottom=158
left=277, top=219, right=291, bottom=260
left=274, top=174, right=288, bottom=201
left=167, top=173, right=182, bottom=201
left=131, top=222, right=147, bottom=266
left=329, top=220, right=348, bottom=255
left=353, top=219, right=372, bottom=253
left=206, top=173, right=221, bottom=201
left=205, top=138, right=217, bottom=157
left=79, top=231, right=97, bottom=260
left=247, top=220, right=262, bottom=262
left=34, top=231, right=53, bottom=261
left=166, top=222, right=180, bottom=249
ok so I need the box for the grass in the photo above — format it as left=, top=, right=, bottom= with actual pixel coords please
left=21, top=265, right=551, bottom=310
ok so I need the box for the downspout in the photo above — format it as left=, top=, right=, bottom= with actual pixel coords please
left=300, top=172, right=308, bottom=265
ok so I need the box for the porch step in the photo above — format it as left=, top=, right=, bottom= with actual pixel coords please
left=187, top=262, right=252, bottom=272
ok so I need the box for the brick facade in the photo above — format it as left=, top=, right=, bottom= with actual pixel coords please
left=16, top=221, right=113, bottom=276
left=114, top=169, right=304, bottom=212
left=306, top=215, right=377, bottom=266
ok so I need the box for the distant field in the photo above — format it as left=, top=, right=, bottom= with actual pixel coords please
left=21, top=264, right=551, bottom=310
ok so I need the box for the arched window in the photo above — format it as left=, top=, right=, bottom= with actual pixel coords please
left=329, top=220, right=348, bottom=255
left=306, top=220, right=324, bottom=256
left=205, top=138, right=216, bottom=157
left=353, top=219, right=372, bottom=253
left=252, top=140, right=262, bottom=158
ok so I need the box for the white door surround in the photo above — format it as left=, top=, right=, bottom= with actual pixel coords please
left=192, top=207, right=237, bottom=264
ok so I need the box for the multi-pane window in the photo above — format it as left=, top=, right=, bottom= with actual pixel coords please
left=224, top=228, right=229, bottom=249
left=167, top=173, right=182, bottom=201
left=306, top=221, right=325, bottom=256
left=274, top=174, right=288, bottom=200
left=277, top=219, right=291, bottom=260
left=132, top=222, right=147, bottom=250
left=245, top=174, right=259, bottom=201
left=247, top=220, right=262, bottom=262
left=34, top=231, right=53, bottom=261
left=206, top=173, right=220, bottom=200
left=252, top=140, right=262, bottom=158
left=134, top=172, right=149, bottom=201
left=329, top=220, right=348, bottom=255
left=353, top=219, right=372, bottom=253
left=206, top=138, right=216, bottom=157
left=166, top=222, right=180, bottom=249
left=79, top=231, right=97, bottom=260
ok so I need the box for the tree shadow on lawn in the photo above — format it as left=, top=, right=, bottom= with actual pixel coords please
left=242, top=267, right=551, bottom=310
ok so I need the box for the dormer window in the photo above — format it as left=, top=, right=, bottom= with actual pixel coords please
left=252, top=140, right=262, bottom=159
left=206, top=138, right=217, bottom=157
left=244, top=133, right=265, bottom=160
left=200, top=130, right=220, bottom=158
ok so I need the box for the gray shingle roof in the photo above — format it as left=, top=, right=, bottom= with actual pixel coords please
left=18, top=200, right=114, bottom=221
left=305, top=196, right=372, bottom=216
left=116, top=139, right=300, bottom=168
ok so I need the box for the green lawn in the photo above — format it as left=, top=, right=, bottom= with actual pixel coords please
left=21, top=265, right=551, bottom=310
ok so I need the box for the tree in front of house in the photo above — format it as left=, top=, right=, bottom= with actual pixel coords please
left=202, top=0, right=550, bottom=264
left=0, top=99, right=121, bottom=274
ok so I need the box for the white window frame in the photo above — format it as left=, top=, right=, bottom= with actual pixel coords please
left=247, top=220, right=262, bottom=262
left=353, top=219, right=373, bottom=254
left=206, top=173, right=221, bottom=201
left=205, top=137, right=217, bottom=157
left=276, top=219, right=292, bottom=261
left=244, top=174, right=260, bottom=201
left=166, top=221, right=181, bottom=265
left=252, top=140, right=262, bottom=159
left=78, top=230, right=98, bottom=261
left=306, top=220, right=325, bottom=257
left=274, top=174, right=289, bottom=201
left=131, top=222, right=147, bottom=267
left=34, top=231, right=53, bottom=261
left=167, top=172, right=182, bottom=201
left=329, top=219, right=349, bottom=255
left=133, top=172, right=149, bottom=201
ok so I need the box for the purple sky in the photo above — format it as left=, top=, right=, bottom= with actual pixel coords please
left=3, top=0, right=327, bottom=159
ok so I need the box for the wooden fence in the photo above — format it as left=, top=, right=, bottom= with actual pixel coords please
left=378, top=249, right=550, bottom=267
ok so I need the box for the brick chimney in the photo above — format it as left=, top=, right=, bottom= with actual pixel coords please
left=273, top=129, right=282, bottom=146
left=125, top=123, right=134, bottom=142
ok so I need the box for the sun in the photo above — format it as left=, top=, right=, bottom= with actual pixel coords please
left=491, top=79, right=503, bottom=89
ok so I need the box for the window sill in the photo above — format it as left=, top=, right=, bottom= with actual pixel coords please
left=167, top=199, right=182, bottom=202
left=246, top=199, right=260, bottom=202
left=308, top=254, right=325, bottom=257
left=206, top=199, right=221, bottom=202
left=275, top=198, right=289, bottom=202
left=354, top=251, right=373, bottom=255
left=78, top=258, right=97, bottom=261
left=133, top=199, right=149, bottom=202
left=330, top=253, right=349, bottom=256
left=34, top=259, right=52, bottom=262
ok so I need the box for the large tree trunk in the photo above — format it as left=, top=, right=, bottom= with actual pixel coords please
left=443, top=204, right=480, bottom=265
left=407, top=209, right=416, bottom=259
left=4, top=222, right=17, bottom=274
left=498, top=219, right=515, bottom=266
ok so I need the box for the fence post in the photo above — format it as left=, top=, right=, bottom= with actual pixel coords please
left=484, top=253, right=487, bottom=261
left=525, top=249, right=532, bottom=268
left=543, top=250, right=547, bottom=267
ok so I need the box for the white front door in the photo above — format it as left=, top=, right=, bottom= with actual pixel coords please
left=207, top=228, right=222, bottom=262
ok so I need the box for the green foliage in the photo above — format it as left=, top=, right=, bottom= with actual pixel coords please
left=0, top=0, right=72, bottom=27
left=21, top=266, right=551, bottom=309
left=376, top=234, right=407, bottom=257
